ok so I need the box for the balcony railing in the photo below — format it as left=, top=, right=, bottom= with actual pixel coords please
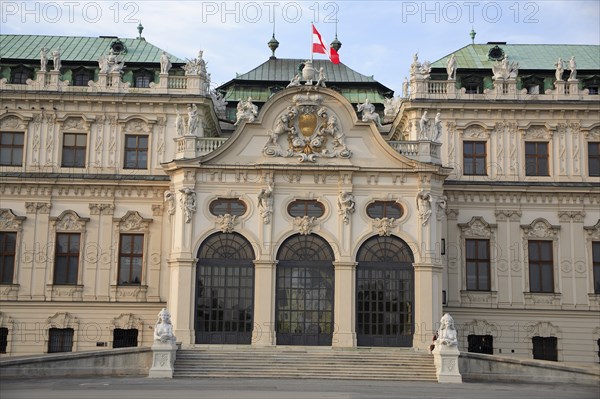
left=0, top=71, right=208, bottom=95
left=388, top=140, right=442, bottom=165
left=409, top=78, right=595, bottom=101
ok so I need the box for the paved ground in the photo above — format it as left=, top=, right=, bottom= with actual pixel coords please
left=1, top=377, right=599, bottom=399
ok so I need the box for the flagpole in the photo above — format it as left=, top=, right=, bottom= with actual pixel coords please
left=310, top=22, right=313, bottom=62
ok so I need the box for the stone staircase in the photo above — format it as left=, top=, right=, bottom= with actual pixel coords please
left=173, top=346, right=437, bottom=381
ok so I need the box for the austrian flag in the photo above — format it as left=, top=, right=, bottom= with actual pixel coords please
left=311, top=24, right=340, bottom=64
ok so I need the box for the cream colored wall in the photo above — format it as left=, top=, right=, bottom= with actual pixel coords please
left=397, top=99, right=600, bottom=363
left=0, top=90, right=191, bottom=356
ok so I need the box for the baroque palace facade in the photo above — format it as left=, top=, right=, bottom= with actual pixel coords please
left=0, top=34, right=598, bottom=364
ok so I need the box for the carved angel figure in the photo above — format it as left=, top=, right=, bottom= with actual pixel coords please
left=338, top=191, right=355, bottom=224
left=417, top=191, right=433, bottom=225
left=179, top=188, right=196, bottom=223
left=258, top=182, right=274, bottom=224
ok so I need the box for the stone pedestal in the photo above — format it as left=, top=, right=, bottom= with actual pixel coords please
left=432, top=344, right=462, bottom=383
left=148, top=341, right=178, bottom=378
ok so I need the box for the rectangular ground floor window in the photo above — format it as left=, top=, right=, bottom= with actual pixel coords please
left=467, top=334, right=494, bottom=354
left=0, top=327, right=8, bottom=353
left=113, top=328, right=138, bottom=348
left=532, top=336, right=557, bottom=361
left=48, top=328, right=74, bottom=353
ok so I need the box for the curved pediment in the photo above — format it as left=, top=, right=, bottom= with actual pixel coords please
left=199, top=87, right=418, bottom=170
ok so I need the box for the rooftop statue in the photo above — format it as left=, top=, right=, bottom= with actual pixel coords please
left=40, top=47, right=48, bottom=72
left=433, top=112, right=443, bottom=142
left=409, top=53, right=432, bottom=80
left=316, top=67, right=327, bottom=88
left=357, top=98, right=382, bottom=127
left=160, top=51, right=172, bottom=74
left=99, top=49, right=125, bottom=74
left=555, top=57, right=565, bottom=81
left=287, top=73, right=302, bottom=88
left=183, top=50, right=207, bottom=76
left=568, top=56, right=577, bottom=81
left=234, top=97, right=258, bottom=126
left=446, top=54, right=457, bottom=80
left=492, top=55, right=519, bottom=80
left=52, top=48, right=61, bottom=72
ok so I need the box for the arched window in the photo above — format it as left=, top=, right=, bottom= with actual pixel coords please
left=276, top=234, right=334, bottom=346
left=356, top=235, right=414, bottom=347
left=195, top=232, right=255, bottom=344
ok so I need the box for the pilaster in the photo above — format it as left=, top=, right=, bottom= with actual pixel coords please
left=332, top=261, right=357, bottom=348
left=252, top=260, right=277, bottom=346
left=413, top=262, right=443, bottom=349
left=167, top=257, right=197, bottom=345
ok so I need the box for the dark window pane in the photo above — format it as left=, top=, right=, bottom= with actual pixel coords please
left=54, top=233, right=80, bottom=285
left=209, top=198, right=247, bottom=216
left=366, top=201, right=403, bottom=219
left=48, top=328, right=74, bottom=353
left=589, top=143, right=600, bottom=177
left=532, top=336, right=557, bottom=361
left=62, top=133, right=86, bottom=168
left=465, top=239, right=490, bottom=291
left=0, top=327, right=8, bottom=353
left=468, top=334, right=493, bottom=354
left=119, top=234, right=144, bottom=285
left=113, top=328, right=138, bottom=348
left=463, top=141, right=487, bottom=176
left=0, top=132, right=25, bottom=166
left=288, top=200, right=325, bottom=218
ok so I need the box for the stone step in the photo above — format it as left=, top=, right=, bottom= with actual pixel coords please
left=173, top=348, right=437, bottom=381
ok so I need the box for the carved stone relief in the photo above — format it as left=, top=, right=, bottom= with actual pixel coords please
left=50, top=210, right=89, bottom=232
left=115, top=211, right=152, bottom=232
left=218, top=214, right=238, bottom=233
left=294, top=216, right=316, bottom=235
left=263, top=93, right=351, bottom=162
left=0, top=209, right=26, bottom=230
left=462, top=125, right=489, bottom=139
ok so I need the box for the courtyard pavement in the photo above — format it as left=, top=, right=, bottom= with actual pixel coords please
left=1, top=376, right=599, bottom=399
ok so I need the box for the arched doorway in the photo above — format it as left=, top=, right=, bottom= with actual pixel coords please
left=195, top=232, right=255, bottom=344
left=276, top=234, right=334, bottom=346
left=356, top=235, right=414, bottom=347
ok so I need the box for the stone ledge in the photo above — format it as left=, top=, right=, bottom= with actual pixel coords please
left=459, top=352, right=600, bottom=385
left=0, top=347, right=152, bottom=378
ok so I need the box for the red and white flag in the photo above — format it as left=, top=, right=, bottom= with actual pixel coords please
left=312, top=24, right=340, bottom=64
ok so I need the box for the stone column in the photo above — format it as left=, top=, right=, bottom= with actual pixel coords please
left=332, top=261, right=357, bottom=348
left=252, top=260, right=277, bottom=346
left=167, top=258, right=196, bottom=345
left=413, top=262, right=443, bottom=350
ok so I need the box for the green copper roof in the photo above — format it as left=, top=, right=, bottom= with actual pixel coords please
left=0, top=34, right=185, bottom=64
left=219, top=58, right=393, bottom=95
left=224, top=86, right=387, bottom=104
left=234, top=58, right=378, bottom=83
left=432, top=44, right=599, bottom=70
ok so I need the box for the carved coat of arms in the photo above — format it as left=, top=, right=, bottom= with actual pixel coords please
left=263, top=93, right=351, bottom=162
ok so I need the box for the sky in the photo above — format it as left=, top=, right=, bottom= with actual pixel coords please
left=2, top=0, right=599, bottom=93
